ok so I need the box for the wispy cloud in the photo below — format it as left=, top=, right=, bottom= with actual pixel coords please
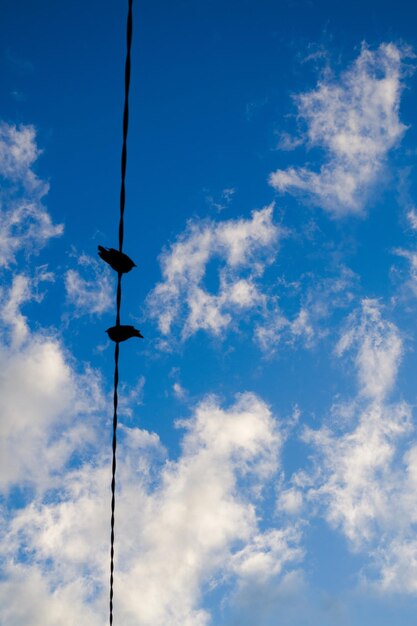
left=296, top=300, right=417, bottom=592
left=0, top=123, right=63, bottom=267
left=254, top=265, right=358, bottom=354
left=270, top=43, right=411, bottom=217
left=303, top=301, right=407, bottom=546
left=204, top=187, right=236, bottom=213
left=64, top=253, right=113, bottom=317
left=147, top=205, right=282, bottom=342
left=0, top=268, right=54, bottom=347
left=335, top=298, right=402, bottom=400
left=393, top=247, right=417, bottom=298
left=406, top=208, right=417, bottom=230
left=0, top=123, right=47, bottom=194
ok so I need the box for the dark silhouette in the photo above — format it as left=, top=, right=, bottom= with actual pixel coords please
left=106, top=325, right=144, bottom=342
left=98, top=245, right=136, bottom=273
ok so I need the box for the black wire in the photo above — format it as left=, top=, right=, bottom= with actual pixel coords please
left=110, top=0, right=133, bottom=623
left=119, top=0, right=133, bottom=255
left=110, top=338, right=119, bottom=625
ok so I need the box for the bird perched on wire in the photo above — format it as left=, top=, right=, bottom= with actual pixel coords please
left=106, top=325, right=144, bottom=343
left=98, top=245, right=136, bottom=274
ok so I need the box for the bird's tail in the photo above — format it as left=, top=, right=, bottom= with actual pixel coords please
left=97, top=245, right=107, bottom=260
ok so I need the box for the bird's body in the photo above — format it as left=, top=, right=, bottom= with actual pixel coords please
left=98, top=246, right=136, bottom=273
left=106, top=325, right=144, bottom=342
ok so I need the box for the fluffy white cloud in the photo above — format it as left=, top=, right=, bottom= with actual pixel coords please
left=1, top=392, right=302, bottom=625
left=270, top=43, right=410, bottom=216
left=0, top=564, right=103, bottom=626
left=230, top=528, right=302, bottom=582
left=0, top=329, right=104, bottom=493
left=147, top=205, right=281, bottom=341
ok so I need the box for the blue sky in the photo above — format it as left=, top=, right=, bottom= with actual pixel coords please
left=3, top=0, right=417, bottom=624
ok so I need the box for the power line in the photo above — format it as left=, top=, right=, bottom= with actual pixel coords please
left=108, top=1, right=134, bottom=624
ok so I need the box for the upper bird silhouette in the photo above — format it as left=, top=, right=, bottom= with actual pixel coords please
left=98, top=245, right=136, bottom=273
left=106, top=325, right=144, bottom=343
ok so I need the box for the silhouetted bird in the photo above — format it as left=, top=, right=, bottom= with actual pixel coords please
left=106, top=325, right=144, bottom=342
left=98, top=246, right=136, bottom=273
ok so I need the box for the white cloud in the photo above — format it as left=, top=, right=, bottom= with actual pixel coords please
left=278, top=488, right=304, bottom=515
left=253, top=309, right=288, bottom=354
left=299, top=300, right=417, bottom=592
left=304, top=400, right=411, bottom=546
left=0, top=274, right=33, bottom=346
left=0, top=268, right=54, bottom=347
left=0, top=333, right=103, bottom=494
left=0, top=259, right=103, bottom=495
left=0, top=564, right=103, bottom=626
left=290, top=308, right=315, bottom=344
left=0, top=201, right=63, bottom=268
left=270, top=43, right=410, bottom=216
left=335, top=298, right=402, bottom=400
left=1, top=392, right=302, bottom=625
left=0, top=123, right=46, bottom=193
left=147, top=205, right=282, bottom=341
left=173, top=381, right=187, bottom=399
left=0, top=126, right=102, bottom=490
left=304, top=302, right=408, bottom=540
left=253, top=306, right=315, bottom=354
left=0, top=122, right=63, bottom=267
left=406, top=208, right=417, bottom=230
left=230, top=527, right=303, bottom=582
left=65, top=253, right=113, bottom=317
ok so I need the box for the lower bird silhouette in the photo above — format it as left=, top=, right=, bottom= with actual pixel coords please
left=98, top=246, right=136, bottom=273
left=106, top=325, right=144, bottom=342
